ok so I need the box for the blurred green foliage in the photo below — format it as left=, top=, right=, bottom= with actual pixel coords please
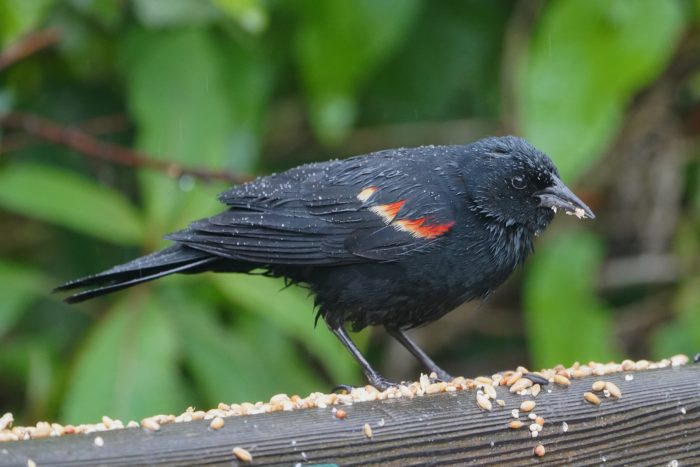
left=1, top=0, right=699, bottom=425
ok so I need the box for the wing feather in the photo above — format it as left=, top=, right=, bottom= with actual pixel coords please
left=168, top=150, right=458, bottom=265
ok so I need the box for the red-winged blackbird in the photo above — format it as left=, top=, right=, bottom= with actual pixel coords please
left=57, top=136, right=594, bottom=389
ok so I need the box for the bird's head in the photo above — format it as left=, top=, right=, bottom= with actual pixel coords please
left=464, top=136, right=594, bottom=234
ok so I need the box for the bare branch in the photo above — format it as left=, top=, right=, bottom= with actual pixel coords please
left=0, top=29, right=61, bottom=70
left=0, top=112, right=252, bottom=184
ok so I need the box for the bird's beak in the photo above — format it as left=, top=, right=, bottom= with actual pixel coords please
left=536, top=177, right=595, bottom=219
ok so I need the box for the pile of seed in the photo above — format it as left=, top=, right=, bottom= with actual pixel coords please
left=0, top=354, right=689, bottom=445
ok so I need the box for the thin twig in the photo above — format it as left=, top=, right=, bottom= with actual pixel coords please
left=0, top=28, right=61, bottom=70
left=0, top=111, right=251, bottom=184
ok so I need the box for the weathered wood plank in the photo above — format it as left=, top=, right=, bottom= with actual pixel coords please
left=1, top=365, right=698, bottom=466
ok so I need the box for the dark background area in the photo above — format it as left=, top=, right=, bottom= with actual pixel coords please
left=0, top=0, right=699, bottom=425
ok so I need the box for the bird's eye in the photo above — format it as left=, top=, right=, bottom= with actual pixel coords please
left=511, top=175, right=526, bottom=190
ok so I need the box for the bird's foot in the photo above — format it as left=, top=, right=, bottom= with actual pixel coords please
left=428, top=370, right=454, bottom=384
left=332, top=376, right=399, bottom=394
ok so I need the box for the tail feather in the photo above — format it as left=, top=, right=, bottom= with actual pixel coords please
left=55, top=245, right=217, bottom=303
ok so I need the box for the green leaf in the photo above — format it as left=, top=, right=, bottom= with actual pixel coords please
left=294, top=0, right=420, bottom=144
left=519, top=0, right=685, bottom=181
left=0, top=0, right=54, bottom=46
left=120, top=28, right=269, bottom=234
left=165, top=289, right=323, bottom=403
left=651, top=277, right=700, bottom=358
left=131, top=0, right=217, bottom=27
left=366, top=1, right=511, bottom=122
left=0, top=164, right=144, bottom=245
left=61, top=295, right=188, bottom=424
left=68, top=0, right=124, bottom=28
left=211, top=274, right=362, bottom=385
left=523, top=231, right=618, bottom=368
left=0, top=261, right=48, bottom=337
left=212, top=0, right=268, bottom=33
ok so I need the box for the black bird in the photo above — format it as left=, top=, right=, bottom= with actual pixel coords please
left=56, top=136, right=594, bottom=389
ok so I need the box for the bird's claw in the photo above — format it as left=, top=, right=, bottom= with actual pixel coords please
left=429, top=371, right=454, bottom=384
left=332, top=376, right=399, bottom=394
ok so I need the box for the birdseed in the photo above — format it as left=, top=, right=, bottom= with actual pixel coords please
left=592, top=380, right=606, bottom=392
left=533, top=444, right=546, bottom=457
left=363, top=423, right=373, bottom=439
left=334, top=409, right=347, bottom=419
left=232, top=447, right=252, bottom=463
left=520, top=400, right=536, bottom=412
left=562, top=421, right=569, bottom=432
left=552, top=375, right=571, bottom=387
left=510, top=378, right=533, bottom=393
left=476, top=393, right=493, bottom=411
left=584, top=392, right=601, bottom=405
left=94, top=436, right=104, bottom=447
left=0, top=355, right=690, bottom=444
left=605, top=382, right=622, bottom=399
left=508, top=420, right=524, bottom=429
left=209, top=417, right=225, bottom=430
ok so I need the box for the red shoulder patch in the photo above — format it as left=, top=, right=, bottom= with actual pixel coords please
left=394, top=218, right=455, bottom=239
left=370, top=200, right=405, bottom=222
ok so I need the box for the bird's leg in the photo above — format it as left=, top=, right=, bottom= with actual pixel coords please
left=387, top=328, right=453, bottom=382
left=327, top=322, right=396, bottom=391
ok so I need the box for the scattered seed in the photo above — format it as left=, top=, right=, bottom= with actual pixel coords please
left=511, top=409, right=519, bottom=419
left=32, top=423, right=51, bottom=439
left=140, top=418, right=160, bottom=432
left=621, top=359, right=635, bottom=371
left=636, top=360, right=650, bottom=370
left=591, top=381, right=606, bottom=392
left=482, top=384, right=498, bottom=400
left=378, top=418, right=385, bottom=427
left=680, top=407, right=687, bottom=415
left=533, top=444, right=546, bottom=457
left=520, top=400, right=536, bottom=412
left=625, top=374, right=634, bottom=381
left=232, top=447, right=252, bottom=463
left=510, top=378, right=533, bottom=393
left=508, top=420, right=524, bottom=429
left=535, top=416, right=545, bottom=426
left=553, top=375, right=571, bottom=387
left=531, top=384, right=541, bottom=397
left=27, top=460, right=36, bottom=467
left=529, top=423, right=539, bottom=432
left=528, top=413, right=537, bottom=421
left=363, top=423, right=373, bottom=439
left=562, top=421, right=569, bottom=432
left=505, top=372, right=523, bottom=386
left=671, top=354, right=689, bottom=367
left=476, top=393, right=493, bottom=411
left=94, top=436, right=104, bottom=447
left=334, top=409, right=347, bottom=420
left=584, top=392, right=601, bottom=405
left=531, top=430, right=539, bottom=438
left=0, top=413, right=14, bottom=431
left=524, top=373, right=549, bottom=385
left=605, top=382, right=621, bottom=399
left=496, top=399, right=505, bottom=407
left=475, top=376, right=493, bottom=385
left=209, top=417, right=225, bottom=430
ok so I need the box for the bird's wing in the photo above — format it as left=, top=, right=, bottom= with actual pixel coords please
left=166, top=152, right=458, bottom=265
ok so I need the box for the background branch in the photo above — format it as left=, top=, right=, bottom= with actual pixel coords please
left=0, top=29, right=60, bottom=70
left=0, top=112, right=252, bottom=184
